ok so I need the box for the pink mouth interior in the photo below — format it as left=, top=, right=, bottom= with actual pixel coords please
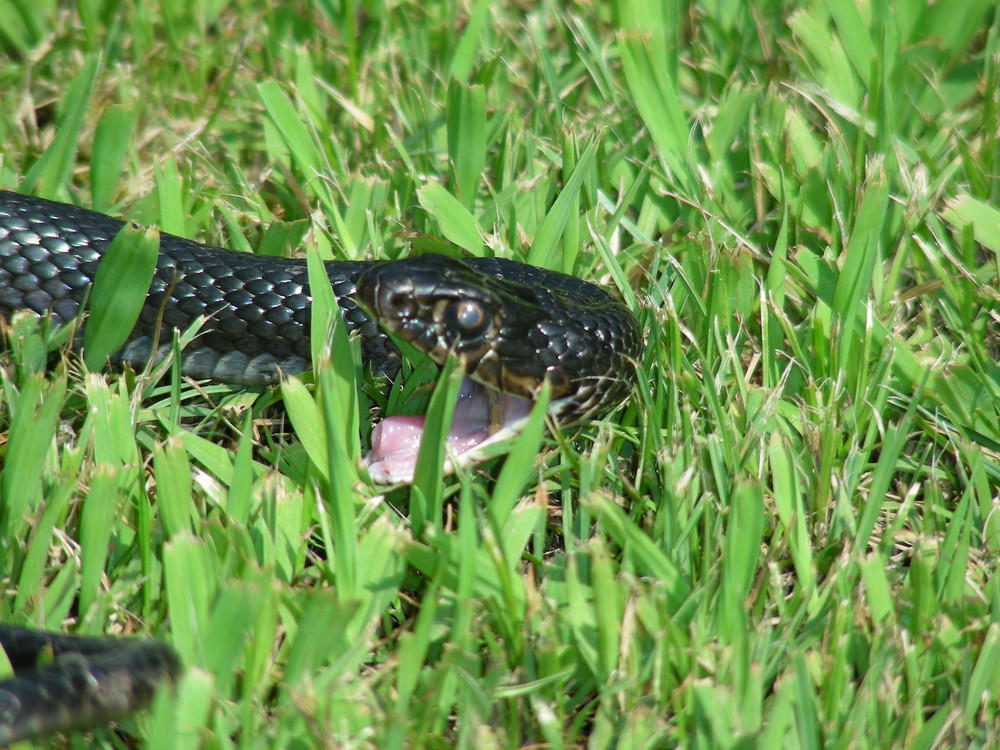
left=363, top=377, right=532, bottom=484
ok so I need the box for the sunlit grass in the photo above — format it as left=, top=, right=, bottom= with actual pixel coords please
left=1, top=0, right=998, bottom=747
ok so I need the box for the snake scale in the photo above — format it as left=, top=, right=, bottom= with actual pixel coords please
left=0, top=190, right=641, bottom=742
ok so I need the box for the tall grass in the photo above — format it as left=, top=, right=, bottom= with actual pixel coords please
left=1, top=0, right=997, bottom=747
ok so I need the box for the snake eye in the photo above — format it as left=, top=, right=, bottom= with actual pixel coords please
left=446, top=299, right=490, bottom=339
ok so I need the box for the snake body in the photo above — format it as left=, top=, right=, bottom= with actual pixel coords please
left=0, top=189, right=641, bottom=741
left=0, top=191, right=640, bottom=422
left=0, top=625, right=181, bottom=744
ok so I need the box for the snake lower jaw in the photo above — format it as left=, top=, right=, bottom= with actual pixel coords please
left=363, top=377, right=534, bottom=484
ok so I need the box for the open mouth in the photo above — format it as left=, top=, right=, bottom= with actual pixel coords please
left=363, top=377, right=534, bottom=484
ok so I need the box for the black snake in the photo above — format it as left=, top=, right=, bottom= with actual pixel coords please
left=0, top=190, right=641, bottom=742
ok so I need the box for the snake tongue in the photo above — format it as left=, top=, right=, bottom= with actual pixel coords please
left=363, top=377, right=532, bottom=484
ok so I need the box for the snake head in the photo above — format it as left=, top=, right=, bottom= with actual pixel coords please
left=356, top=253, right=566, bottom=401
left=355, top=252, right=640, bottom=423
left=355, top=252, right=641, bottom=483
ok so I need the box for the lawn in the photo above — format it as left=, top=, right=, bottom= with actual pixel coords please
left=0, top=0, right=998, bottom=748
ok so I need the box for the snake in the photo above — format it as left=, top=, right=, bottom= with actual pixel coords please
left=0, top=189, right=641, bottom=742
left=0, top=624, right=182, bottom=744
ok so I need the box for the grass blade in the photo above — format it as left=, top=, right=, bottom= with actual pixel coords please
left=446, top=80, right=487, bottom=211
left=21, top=53, right=101, bottom=197
left=526, top=138, right=598, bottom=269
left=83, top=222, right=160, bottom=372
left=417, top=182, right=483, bottom=253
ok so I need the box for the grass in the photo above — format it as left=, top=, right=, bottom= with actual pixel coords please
left=1, top=0, right=998, bottom=747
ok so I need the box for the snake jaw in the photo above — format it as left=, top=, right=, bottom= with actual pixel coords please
left=363, top=377, right=533, bottom=484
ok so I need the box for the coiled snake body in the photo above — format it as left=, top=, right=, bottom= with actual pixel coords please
left=0, top=190, right=641, bottom=742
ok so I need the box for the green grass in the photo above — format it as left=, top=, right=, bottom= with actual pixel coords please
left=1, top=0, right=998, bottom=747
